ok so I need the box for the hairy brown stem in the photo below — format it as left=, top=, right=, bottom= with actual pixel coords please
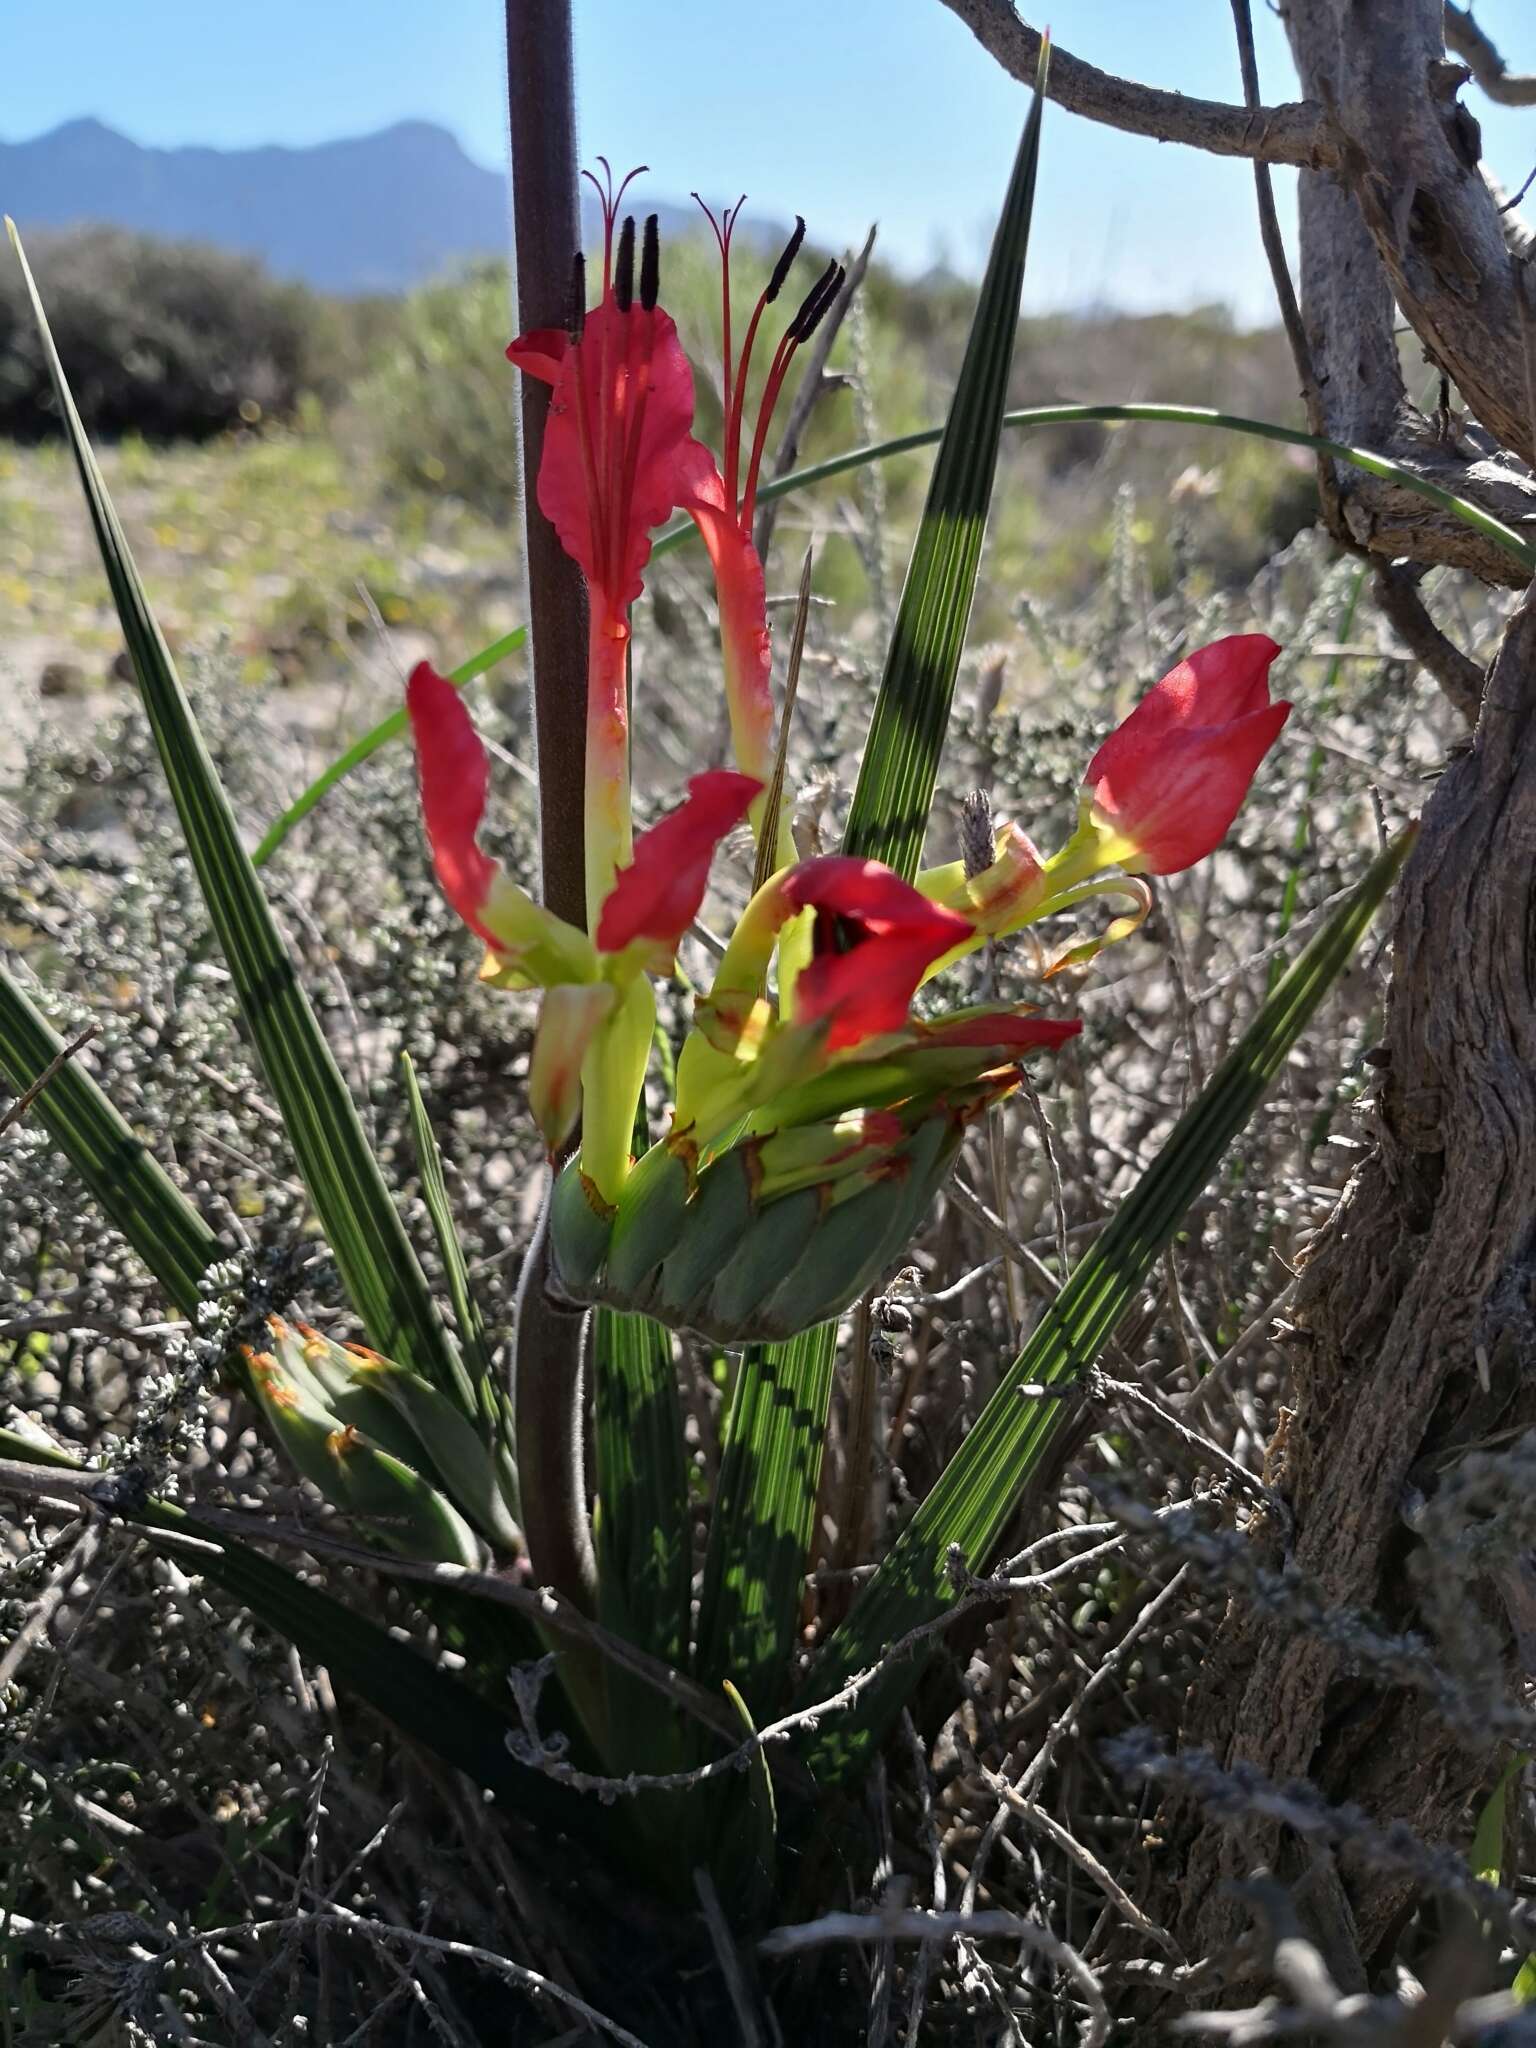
left=504, top=1, right=596, bottom=1611
left=513, top=1190, right=598, bottom=1613
left=506, top=0, right=588, bottom=935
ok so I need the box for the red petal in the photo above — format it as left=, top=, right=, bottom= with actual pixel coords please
left=917, top=1012, right=1082, bottom=1051
left=537, top=299, right=700, bottom=607
left=1091, top=698, right=1291, bottom=875
left=507, top=328, right=569, bottom=384
left=1085, top=634, right=1282, bottom=790
left=783, top=857, right=975, bottom=944
left=795, top=938, right=958, bottom=1050
left=597, top=770, right=762, bottom=958
left=781, top=858, right=976, bottom=1052
left=406, top=661, right=500, bottom=945
left=1084, top=636, right=1289, bottom=876
left=681, top=456, right=775, bottom=780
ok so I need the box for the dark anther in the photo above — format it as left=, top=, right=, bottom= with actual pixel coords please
left=614, top=216, right=637, bottom=312
left=640, top=214, right=660, bottom=311
left=789, top=259, right=845, bottom=343
left=567, top=252, right=587, bottom=342
left=764, top=216, right=806, bottom=303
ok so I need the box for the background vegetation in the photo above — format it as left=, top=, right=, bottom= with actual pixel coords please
left=2, top=221, right=1516, bottom=2040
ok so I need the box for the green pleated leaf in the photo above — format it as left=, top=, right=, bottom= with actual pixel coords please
left=0, top=1426, right=591, bottom=1843
left=0, top=962, right=221, bottom=1317
left=795, top=829, right=1414, bottom=1784
left=590, top=1307, right=693, bottom=1825
left=694, top=1324, right=839, bottom=1719
left=7, top=218, right=468, bottom=1413
left=593, top=1308, right=689, bottom=1673
left=837, top=48, right=1047, bottom=876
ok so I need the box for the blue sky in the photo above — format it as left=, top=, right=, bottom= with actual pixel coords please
left=6, top=0, right=1536, bottom=323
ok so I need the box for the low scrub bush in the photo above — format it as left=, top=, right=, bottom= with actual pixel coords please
left=0, top=226, right=344, bottom=440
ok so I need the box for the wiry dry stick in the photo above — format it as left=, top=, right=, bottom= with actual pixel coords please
left=1370, top=563, right=1485, bottom=723
left=492, top=1519, right=1162, bottom=1801
left=0, top=1518, right=102, bottom=1693
left=0, top=1457, right=742, bottom=1745
left=756, top=1906, right=1110, bottom=2048
left=142, top=1907, right=654, bottom=2048
left=0, top=1022, right=98, bottom=1142
left=958, top=1568, right=1191, bottom=1956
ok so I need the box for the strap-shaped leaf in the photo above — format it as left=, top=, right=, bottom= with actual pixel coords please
left=400, top=1053, right=495, bottom=1393
left=593, top=1308, right=689, bottom=1673
left=7, top=219, right=468, bottom=1412
left=840, top=50, right=1048, bottom=875
left=0, top=962, right=221, bottom=1316
left=694, top=66, right=1049, bottom=1739
left=795, top=830, right=1413, bottom=1783
left=591, top=1307, right=693, bottom=1803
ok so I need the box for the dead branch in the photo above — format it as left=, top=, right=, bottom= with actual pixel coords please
left=935, top=0, right=1336, bottom=170
left=1445, top=1, right=1536, bottom=106
left=1370, top=562, right=1486, bottom=720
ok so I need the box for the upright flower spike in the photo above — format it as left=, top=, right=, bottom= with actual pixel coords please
left=683, top=200, right=845, bottom=857
left=1080, top=634, right=1290, bottom=875
left=508, top=166, right=703, bottom=919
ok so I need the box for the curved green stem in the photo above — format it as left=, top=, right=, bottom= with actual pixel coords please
left=254, top=400, right=1536, bottom=872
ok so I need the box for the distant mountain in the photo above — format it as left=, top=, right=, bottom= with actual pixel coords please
left=0, top=118, right=785, bottom=294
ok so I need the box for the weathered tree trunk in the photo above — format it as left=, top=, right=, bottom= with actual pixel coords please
left=942, top=0, right=1536, bottom=2000
left=1144, top=2, right=1536, bottom=1989
left=1157, top=585, right=1536, bottom=1982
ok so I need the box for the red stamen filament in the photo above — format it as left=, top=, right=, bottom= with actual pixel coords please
left=583, top=157, right=648, bottom=301
left=726, top=287, right=776, bottom=519
left=741, top=327, right=803, bottom=532
left=695, top=195, right=747, bottom=506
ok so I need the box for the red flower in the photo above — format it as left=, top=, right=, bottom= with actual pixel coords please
left=597, top=770, right=761, bottom=968
left=781, top=857, right=975, bottom=1051
left=407, top=661, right=595, bottom=987
left=507, top=171, right=699, bottom=619
left=1084, top=635, right=1290, bottom=875
left=507, top=166, right=715, bottom=914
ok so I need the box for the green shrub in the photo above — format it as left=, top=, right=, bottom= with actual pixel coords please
left=355, top=260, right=519, bottom=516
left=0, top=226, right=343, bottom=440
